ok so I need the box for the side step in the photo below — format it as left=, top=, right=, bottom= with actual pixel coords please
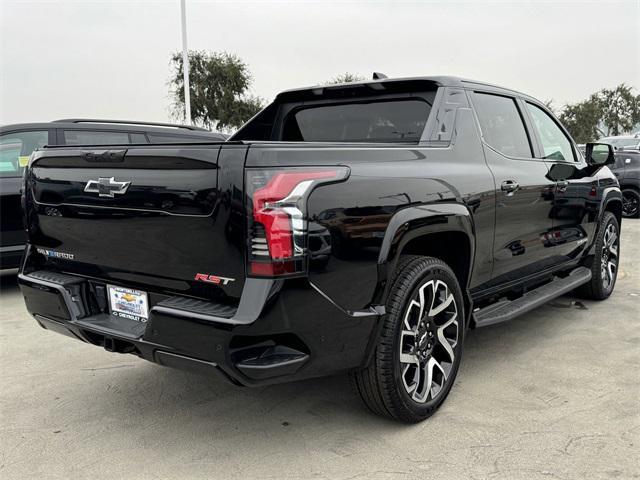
left=474, top=267, right=592, bottom=328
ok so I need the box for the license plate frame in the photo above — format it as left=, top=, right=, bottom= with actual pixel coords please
left=107, top=284, right=149, bottom=322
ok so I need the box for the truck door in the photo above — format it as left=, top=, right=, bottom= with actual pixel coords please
left=522, top=101, right=600, bottom=262
left=470, top=91, right=556, bottom=284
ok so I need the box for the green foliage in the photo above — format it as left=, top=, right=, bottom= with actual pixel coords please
left=559, top=84, right=640, bottom=143
left=599, top=84, right=640, bottom=136
left=169, top=51, right=264, bottom=131
left=559, top=95, right=605, bottom=144
left=325, top=73, right=366, bottom=84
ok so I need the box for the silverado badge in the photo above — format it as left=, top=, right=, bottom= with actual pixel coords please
left=84, top=177, right=131, bottom=198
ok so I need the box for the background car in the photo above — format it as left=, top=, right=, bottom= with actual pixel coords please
left=0, top=119, right=227, bottom=269
left=598, top=134, right=640, bottom=151
left=611, top=149, right=640, bottom=218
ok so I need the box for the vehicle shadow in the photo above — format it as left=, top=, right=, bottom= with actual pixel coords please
left=88, top=294, right=589, bottom=441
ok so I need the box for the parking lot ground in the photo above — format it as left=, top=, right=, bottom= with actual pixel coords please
left=1, top=221, right=639, bottom=480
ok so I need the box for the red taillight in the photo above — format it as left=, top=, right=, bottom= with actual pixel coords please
left=246, top=167, right=349, bottom=277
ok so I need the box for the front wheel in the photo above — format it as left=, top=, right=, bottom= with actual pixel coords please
left=622, top=189, right=639, bottom=218
left=576, top=211, right=620, bottom=300
left=350, top=256, right=465, bottom=423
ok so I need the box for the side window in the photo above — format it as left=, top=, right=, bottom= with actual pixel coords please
left=613, top=155, right=627, bottom=170
left=472, top=92, right=532, bottom=158
left=429, top=88, right=468, bottom=143
left=0, top=130, right=49, bottom=178
left=147, top=133, right=204, bottom=143
left=63, top=130, right=130, bottom=145
left=525, top=103, right=575, bottom=162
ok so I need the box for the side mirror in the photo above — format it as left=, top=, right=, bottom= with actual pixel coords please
left=585, top=142, right=614, bottom=166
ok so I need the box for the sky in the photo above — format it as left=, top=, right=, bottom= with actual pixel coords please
left=0, top=0, right=638, bottom=127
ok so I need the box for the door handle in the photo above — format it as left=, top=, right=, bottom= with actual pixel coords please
left=557, top=180, right=569, bottom=192
left=501, top=180, right=519, bottom=193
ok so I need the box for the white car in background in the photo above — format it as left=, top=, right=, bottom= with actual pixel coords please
left=598, top=134, right=640, bottom=151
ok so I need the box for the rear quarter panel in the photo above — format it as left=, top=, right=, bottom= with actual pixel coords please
left=245, top=108, right=496, bottom=312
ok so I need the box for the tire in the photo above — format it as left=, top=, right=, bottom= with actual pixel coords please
left=350, top=256, right=465, bottom=423
left=622, top=188, right=639, bottom=218
left=575, top=211, right=620, bottom=300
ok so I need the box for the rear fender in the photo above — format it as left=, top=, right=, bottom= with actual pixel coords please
left=375, top=203, right=475, bottom=300
left=360, top=203, right=475, bottom=367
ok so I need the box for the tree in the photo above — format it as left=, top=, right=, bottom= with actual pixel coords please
left=169, top=51, right=264, bottom=131
left=559, top=95, right=605, bottom=144
left=325, top=72, right=366, bottom=84
left=598, top=84, right=640, bottom=136
left=559, top=84, right=640, bottom=142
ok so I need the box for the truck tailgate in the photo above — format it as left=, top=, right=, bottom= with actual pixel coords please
left=26, top=145, right=248, bottom=302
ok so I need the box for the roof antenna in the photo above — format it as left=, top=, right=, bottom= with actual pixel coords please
left=372, top=72, right=387, bottom=80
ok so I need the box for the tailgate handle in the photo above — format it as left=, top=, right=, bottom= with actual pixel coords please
left=82, top=149, right=127, bottom=163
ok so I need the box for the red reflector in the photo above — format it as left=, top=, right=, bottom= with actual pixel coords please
left=250, top=261, right=297, bottom=276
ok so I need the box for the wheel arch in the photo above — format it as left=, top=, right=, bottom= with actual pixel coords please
left=602, top=188, right=623, bottom=226
left=374, top=203, right=475, bottom=315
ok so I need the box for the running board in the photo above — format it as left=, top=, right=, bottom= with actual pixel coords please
left=473, top=267, right=592, bottom=328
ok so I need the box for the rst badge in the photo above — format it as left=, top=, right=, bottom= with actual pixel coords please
left=84, top=177, right=131, bottom=198
left=194, top=273, right=235, bottom=285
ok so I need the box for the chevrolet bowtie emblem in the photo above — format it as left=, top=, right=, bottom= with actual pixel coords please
left=84, top=177, right=131, bottom=198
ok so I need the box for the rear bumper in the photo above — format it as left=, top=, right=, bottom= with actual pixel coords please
left=18, top=269, right=381, bottom=386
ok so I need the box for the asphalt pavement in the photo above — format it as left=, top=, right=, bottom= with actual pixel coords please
left=1, top=221, right=638, bottom=480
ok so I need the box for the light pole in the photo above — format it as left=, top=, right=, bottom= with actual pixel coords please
left=180, top=0, right=192, bottom=124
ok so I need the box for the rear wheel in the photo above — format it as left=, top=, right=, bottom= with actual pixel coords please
left=350, top=256, right=465, bottom=423
left=622, top=189, right=639, bottom=218
left=576, top=211, right=620, bottom=300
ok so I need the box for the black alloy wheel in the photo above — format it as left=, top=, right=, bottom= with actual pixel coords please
left=350, top=256, right=465, bottom=423
left=622, top=189, right=639, bottom=218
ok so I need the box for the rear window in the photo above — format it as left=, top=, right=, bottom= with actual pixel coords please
left=282, top=99, right=431, bottom=142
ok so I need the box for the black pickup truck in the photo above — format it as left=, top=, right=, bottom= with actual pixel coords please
left=18, top=76, right=622, bottom=422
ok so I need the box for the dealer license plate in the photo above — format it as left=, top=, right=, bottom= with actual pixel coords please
left=108, top=285, right=149, bottom=322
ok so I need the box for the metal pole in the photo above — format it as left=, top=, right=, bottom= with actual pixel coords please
left=180, top=0, right=192, bottom=124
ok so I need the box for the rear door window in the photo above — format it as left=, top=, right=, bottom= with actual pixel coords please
left=525, top=102, right=575, bottom=162
left=472, top=92, right=532, bottom=158
left=0, top=130, right=49, bottom=177
left=63, top=130, right=130, bottom=145
left=613, top=154, right=627, bottom=170
left=282, top=99, right=432, bottom=142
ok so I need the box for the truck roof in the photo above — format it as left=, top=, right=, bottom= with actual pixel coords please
left=276, top=75, right=538, bottom=103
